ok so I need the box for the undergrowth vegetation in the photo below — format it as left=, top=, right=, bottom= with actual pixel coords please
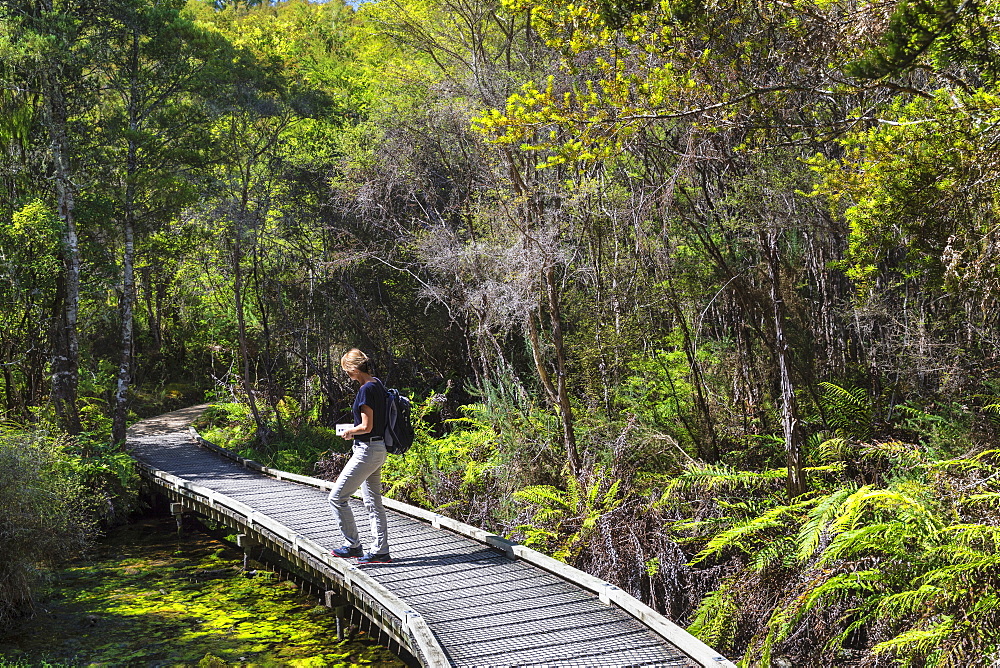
left=0, top=426, right=137, bottom=629
left=194, top=401, right=341, bottom=476
left=672, top=441, right=1000, bottom=666
left=199, top=383, right=1000, bottom=666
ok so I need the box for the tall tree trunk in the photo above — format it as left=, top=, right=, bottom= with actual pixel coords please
left=112, top=216, right=135, bottom=443
left=767, top=231, right=806, bottom=499
left=252, top=248, right=284, bottom=433
left=544, top=265, right=580, bottom=476
left=44, top=71, right=81, bottom=435
left=525, top=309, right=559, bottom=406
left=3, top=365, right=15, bottom=416
left=112, top=30, right=140, bottom=445
left=504, top=148, right=580, bottom=475
left=142, top=265, right=161, bottom=351
left=666, top=280, right=719, bottom=460
left=233, top=209, right=269, bottom=445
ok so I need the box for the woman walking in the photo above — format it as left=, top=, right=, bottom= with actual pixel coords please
left=328, top=349, right=392, bottom=564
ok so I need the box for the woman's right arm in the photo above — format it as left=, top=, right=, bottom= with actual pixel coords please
left=342, top=405, right=374, bottom=440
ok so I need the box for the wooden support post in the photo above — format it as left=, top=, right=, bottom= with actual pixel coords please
left=237, top=533, right=258, bottom=571
left=170, top=503, right=184, bottom=534
left=325, top=590, right=349, bottom=640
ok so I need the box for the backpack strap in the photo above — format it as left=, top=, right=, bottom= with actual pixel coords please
left=374, top=378, right=392, bottom=441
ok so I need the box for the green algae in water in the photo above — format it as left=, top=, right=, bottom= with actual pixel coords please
left=0, top=516, right=405, bottom=668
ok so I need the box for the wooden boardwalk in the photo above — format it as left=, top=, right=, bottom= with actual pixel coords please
left=128, top=406, right=736, bottom=668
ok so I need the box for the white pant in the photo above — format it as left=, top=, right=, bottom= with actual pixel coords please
left=327, top=440, right=389, bottom=554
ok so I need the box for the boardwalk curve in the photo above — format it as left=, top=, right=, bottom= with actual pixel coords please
left=128, top=406, right=736, bottom=668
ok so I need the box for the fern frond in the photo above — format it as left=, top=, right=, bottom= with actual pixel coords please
left=826, top=485, right=874, bottom=533
left=716, top=497, right=777, bottom=517
left=926, top=452, right=1000, bottom=475
left=817, top=437, right=853, bottom=463
left=970, top=448, right=1000, bottom=463
left=871, top=616, right=958, bottom=658
left=824, top=595, right=884, bottom=654
left=925, top=542, right=998, bottom=568
left=876, top=584, right=946, bottom=620
left=601, top=479, right=621, bottom=509
left=819, top=381, right=869, bottom=410
left=514, top=485, right=572, bottom=512
left=565, top=476, right=582, bottom=512
left=688, top=518, right=783, bottom=564
left=759, top=569, right=884, bottom=665
left=585, top=474, right=601, bottom=507
left=750, top=536, right=797, bottom=572
left=687, top=579, right=741, bottom=653
left=689, top=500, right=813, bottom=565
left=819, top=382, right=873, bottom=438
left=660, top=462, right=785, bottom=500
left=895, top=404, right=934, bottom=420
left=967, top=591, right=1000, bottom=616
left=670, top=516, right=734, bottom=537
left=859, top=439, right=927, bottom=462
left=820, top=523, right=901, bottom=563
left=802, top=463, right=848, bottom=475
left=516, top=524, right=559, bottom=549
left=829, top=487, right=941, bottom=536
left=917, top=555, right=1000, bottom=589
left=795, top=486, right=858, bottom=563
left=983, top=404, right=1000, bottom=425
left=962, top=492, right=1000, bottom=509
left=943, top=523, right=1000, bottom=551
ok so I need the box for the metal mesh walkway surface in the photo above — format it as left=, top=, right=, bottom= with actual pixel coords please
left=128, top=407, right=730, bottom=668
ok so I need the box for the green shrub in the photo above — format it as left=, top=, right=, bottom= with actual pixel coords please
left=195, top=401, right=342, bottom=475
left=0, top=428, right=95, bottom=628
left=382, top=401, right=500, bottom=507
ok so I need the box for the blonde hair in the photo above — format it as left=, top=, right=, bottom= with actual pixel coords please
left=340, top=348, right=370, bottom=372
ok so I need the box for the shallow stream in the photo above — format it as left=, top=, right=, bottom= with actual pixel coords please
left=0, top=515, right=404, bottom=668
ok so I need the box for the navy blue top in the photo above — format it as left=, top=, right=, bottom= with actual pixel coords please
left=352, top=379, right=387, bottom=442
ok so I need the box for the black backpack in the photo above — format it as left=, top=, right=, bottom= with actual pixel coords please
left=380, top=382, right=414, bottom=455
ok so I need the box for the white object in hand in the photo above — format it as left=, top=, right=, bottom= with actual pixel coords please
left=336, top=423, right=353, bottom=436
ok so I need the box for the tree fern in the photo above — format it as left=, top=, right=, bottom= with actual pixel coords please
left=677, top=439, right=1000, bottom=665
left=513, top=468, right=622, bottom=561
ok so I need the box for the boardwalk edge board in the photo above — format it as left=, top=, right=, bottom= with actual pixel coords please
left=185, top=426, right=737, bottom=668
left=133, top=458, right=450, bottom=667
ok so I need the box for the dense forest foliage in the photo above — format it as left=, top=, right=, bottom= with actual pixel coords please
left=4, top=0, right=1000, bottom=664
